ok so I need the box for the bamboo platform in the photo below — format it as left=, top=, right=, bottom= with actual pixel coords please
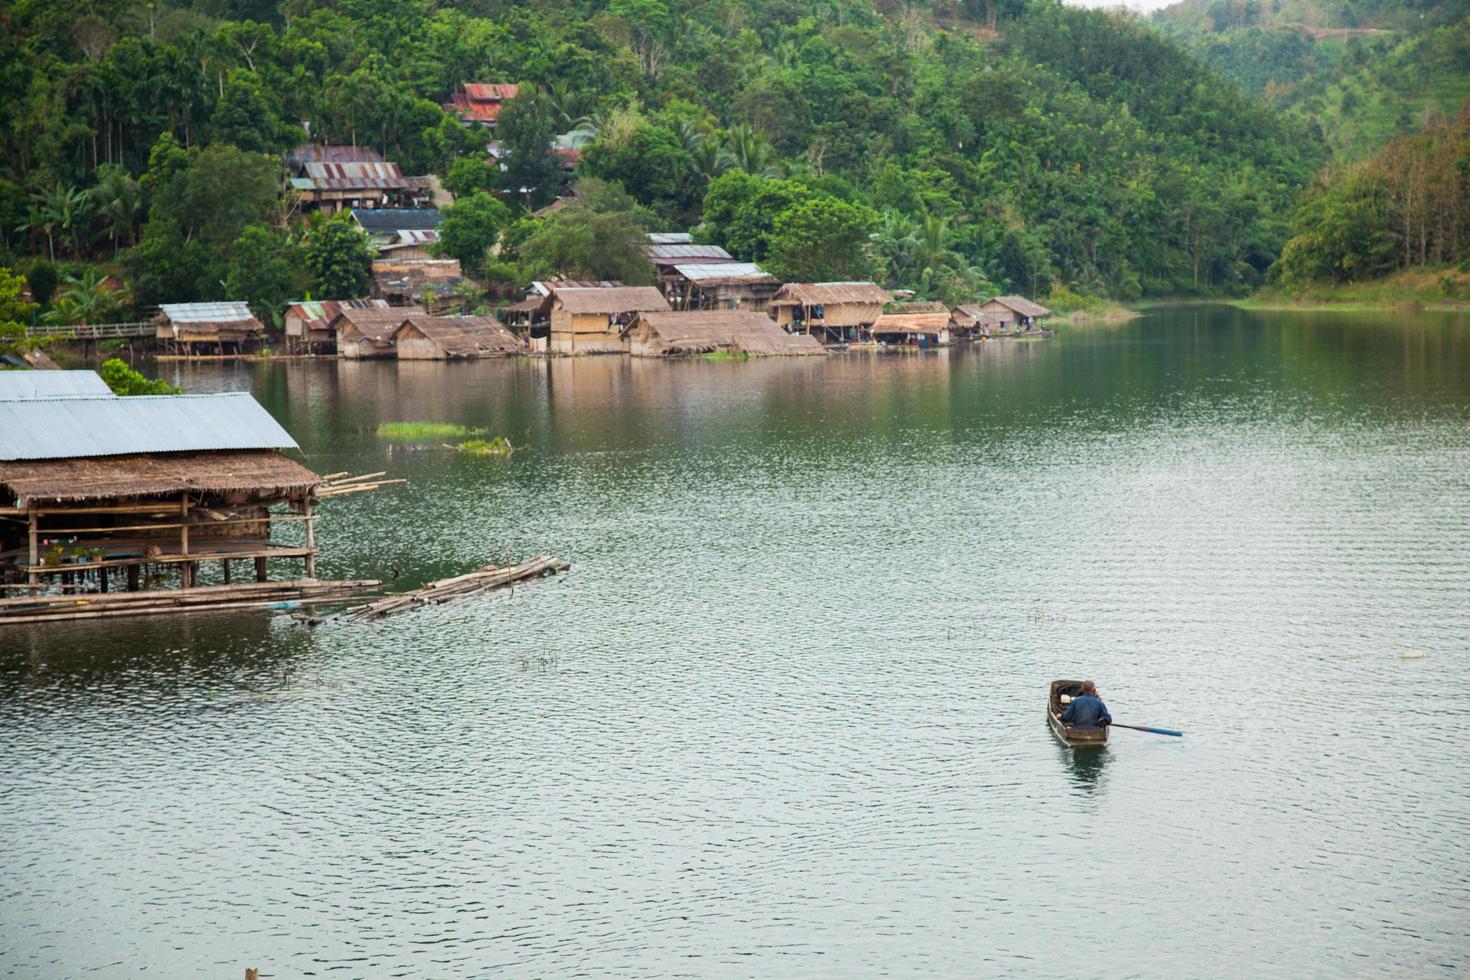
left=346, top=556, right=568, bottom=621
left=0, top=578, right=381, bottom=624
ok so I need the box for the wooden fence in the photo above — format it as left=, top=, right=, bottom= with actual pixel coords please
left=25, top=321, right=155, bottom=340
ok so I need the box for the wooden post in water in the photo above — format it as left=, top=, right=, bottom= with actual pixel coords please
left=254, top=556, right=268, bottom=582
left=222, top=559, right=231, bottom=584
left=303, top=500, right=316, bottom=579
left=27, top=507, right=38, bottom=592
left=178, top=494, right=192, bottom=589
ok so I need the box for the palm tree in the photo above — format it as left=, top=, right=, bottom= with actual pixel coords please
left=42, top=269, right=123, bottom=325
left=718, top=124, right=783, bottom=179
left=35, top=183, right=89, bottom=259
left=88, top=167, right=140, bottom=255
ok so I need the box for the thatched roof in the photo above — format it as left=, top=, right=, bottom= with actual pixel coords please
left=396, top=316, right=524, bottom=356
left=631, top=311, right=825, bottom=356
left=951, top=304, right=1009, bottom=326
left=872, top=311, right=950, bottom=334
left=550, top=286, right=671, bottom=315
left=770, top=282, right=892, bottom=307
left=884, top=301, right=950, bottom=315
left=287, top=299, right=389, bottom=332
left=331, top=305, right=424, bottom=341
left=0, top=450, right=320, bottom=506
left=987, top=295, right=1053, bottom=318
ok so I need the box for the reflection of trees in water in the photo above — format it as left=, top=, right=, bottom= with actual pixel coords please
left=1059, top=742, right=1110, bottom=794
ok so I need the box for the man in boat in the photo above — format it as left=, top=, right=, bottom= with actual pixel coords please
left=1061, top=681, right=1112, bottom=729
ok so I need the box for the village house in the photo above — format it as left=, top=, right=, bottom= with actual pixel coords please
left=768, top=282, right=893, bottom=344
left=975, top=295, right=1054, bottom=332
left=543, top=286, right=671, bottom=355
left=370, top=259, right=466, bottom=311
left=665, top=262, right=782, bottom=312
left=283, top=299, right=390, bottom=354
left=392, top=315, right=525, bottom=360
left=330, top=305, right=423, bottom=360
left=625, top=310, right=826, bottom=358
left=290, top=159, right=415, bottom=213
left=949, top=304, right=1010, bottom=340
left=0, top=370, right=113, bottom=399
left=871, top=302, right=953, bottom=348
left=443, top=83, right=520, bottom=129
left=155, top=302, right=265, bottom=355
left=0, top=383, right=323, bottom=594
left=352, top=209, right=441, bottom=258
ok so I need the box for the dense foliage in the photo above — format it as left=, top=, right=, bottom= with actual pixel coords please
left=99, top=357, right=180, bottom=395
left=1, top=0, right=1333, bottom=309
left=1273, top=104, right=1470, bottom=286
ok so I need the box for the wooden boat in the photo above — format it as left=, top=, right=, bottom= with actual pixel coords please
left=1048, top=679, right=1108, bottom=747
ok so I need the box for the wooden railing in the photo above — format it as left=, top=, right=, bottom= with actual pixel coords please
left=26, top=321, right=155, bottom=340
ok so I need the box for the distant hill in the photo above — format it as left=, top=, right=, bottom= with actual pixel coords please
left=1151, top=0, right=1470, bottom=158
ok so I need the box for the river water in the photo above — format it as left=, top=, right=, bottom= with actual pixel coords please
left=2, top=306, right=1468, bottom=976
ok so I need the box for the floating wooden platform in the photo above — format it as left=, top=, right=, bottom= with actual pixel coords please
left=0, top=578, right=381, bottom=624
left=346, top=556, right=568, bottom=621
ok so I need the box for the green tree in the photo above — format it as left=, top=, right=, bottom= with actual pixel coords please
left=442, top=155, right=499, bottom=199
left=226, top=224, right=302, bottom=325
left=496, top=91, right=565, bottom=208
left=303, top=215, right=373, bottom=299
left=432, top=192, right=511, bottom=275
left=25, top=262, right=59, bottom=307
left=99, top=357, right=179, bottom=395
left=0, top=266, right=41, bottom=361
left=519, top=188, right=655, bottom=284
left=765, top=196, right=880, bottom=282
left=581, top=124, right=702, bottom=224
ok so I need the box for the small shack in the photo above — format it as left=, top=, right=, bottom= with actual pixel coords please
left=976, top=295, right=1053, bottom=332
left=155, top=302, right=265, bottom=355
left=949, top=304, right=1009, bottom=340
left=871, top=302, right=952, bottom=348
left=331, top=305, right=423, bottom=360
left=371, top=259, right=465, bottom=311
left=291, top=161, right=412, bottom=213
left=626, top=310, right=826, bottom=358
left=545, top=286, right=671, bottom=355
left=666, top=262, right=782, bottom=312
left=284, top=299, right=390, bottom=354
left=393, top=315, right=525, bottom=360
left=0, top=389, right=323, bottom=596
left=768, top=282, right=892, bottom=344
left=644, top=243, right=736, bottom=294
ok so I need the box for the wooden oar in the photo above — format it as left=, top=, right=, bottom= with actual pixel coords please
left=1110, top=723, right=1183, bottom=737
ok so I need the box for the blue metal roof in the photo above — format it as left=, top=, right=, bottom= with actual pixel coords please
left=0, top=393, right=299, bottom=461
left=0, top=370, right=114, bottom=400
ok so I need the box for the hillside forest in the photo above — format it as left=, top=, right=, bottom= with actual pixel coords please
left=1, top=0, right=1467, bottom=330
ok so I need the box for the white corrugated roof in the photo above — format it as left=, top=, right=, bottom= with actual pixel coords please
left=159, top=302, right=255, bottom=323
left=0, top=370, right=114, bottom=399
left=0, top=393, right=299, bottom=461
left=674, top=262, right=773, bottom=281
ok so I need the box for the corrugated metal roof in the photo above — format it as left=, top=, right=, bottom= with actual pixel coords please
left=159, top=302, right=255, bottom=323
left=648, top=232, right=693, bottom=244
left=352, top=208, right=441, bottom=233
left=0, top=394, right=299, bottom=461
left=397, top=229, right=438, bottom=244
left=645, top=244, right=733, bottom=261
left=301, top=162, right=408, bottom=190
left=674, top=262, right=777, bottom=282
left=0, top=370, right=114, bottom=399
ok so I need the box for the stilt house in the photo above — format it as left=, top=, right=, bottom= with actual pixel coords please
left=949, top=304, right=1009, bottom=339
left=666, top=262, right=782, bottom=312
left=371, top=259, right=465, bottom=311
left=331, top=305, right=423, bottom=359
left=284, top=299, right=390, bottom=354
left=0, top=386, right=322, bottom=596
left=975, top=296, right=1053, bottom=331
left=155, top=302, right=265, bottom=355
left=871, top=302, right=953, bottom=347
left=768, top=282, right=892, bottom=343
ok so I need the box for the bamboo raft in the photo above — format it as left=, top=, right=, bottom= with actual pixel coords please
left=0, top=578, right=381, bottom=624
left=345, top=555, right=568, bottom=621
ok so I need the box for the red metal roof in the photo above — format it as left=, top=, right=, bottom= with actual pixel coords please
left=301, top=162, right=408, bottom=190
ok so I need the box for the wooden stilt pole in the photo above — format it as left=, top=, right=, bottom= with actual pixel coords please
left=254, top=556, right=268, bottom=582
left=222, top=558, right=231, bottom=584
left=127, top=564, right=139, bottom=592
left=303, top=500, right=316, bottom=579
left=179, top=494, right=191, bottom=588
left=27, top=506, right=38, bottom=592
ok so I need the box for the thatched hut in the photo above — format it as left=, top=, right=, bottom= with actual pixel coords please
left=155, top=302, right=265, bottom=355
left=871, top=302, right=952, bottom=347
left=0, top=389, right=322, bottom=595
left=768, top=282, right=892, bottom=344
left=545, top=286, right=671, bottom=355
left=330, top=305, right=423, bottom=360
left=666, top=262, right=782, bottom=312
left=284, top=299, right=390, bottom=354
left=975, top=295, right=1053, bottom=331
left=949, top=304, right=1010, bottom=339
left=392, top=315, right=525, bottom=360
left=626, top=310, right=826, bottom=358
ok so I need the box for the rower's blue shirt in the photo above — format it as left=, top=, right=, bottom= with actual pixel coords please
left=1061, top=694, right=1112, bottom=728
